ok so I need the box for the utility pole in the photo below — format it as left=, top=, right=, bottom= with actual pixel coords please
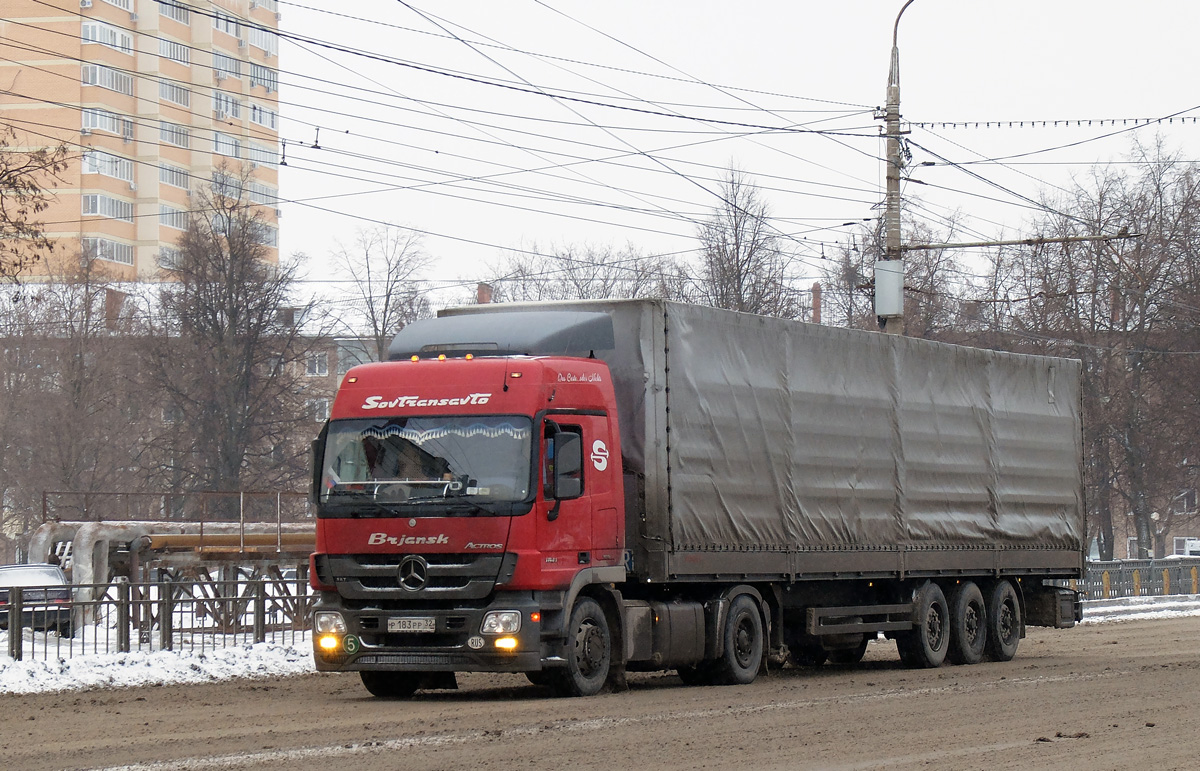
left=876, top=0, right=916, bottom=335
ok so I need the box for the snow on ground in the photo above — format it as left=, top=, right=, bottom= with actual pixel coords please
left=1, top=597, right=1198, bottom=695
left=0, top=635, right=314, bottom=695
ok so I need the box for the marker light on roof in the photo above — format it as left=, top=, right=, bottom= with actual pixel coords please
left=510, top=372, right=523, bottom=379
left=410, top=355, right=419, bottom=362
left=438, top=354, right=447, bottom=361
left=347, top=377, right=357, bottom=383
left=465, top=354, right=474, bottom=360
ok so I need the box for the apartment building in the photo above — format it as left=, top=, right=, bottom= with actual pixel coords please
left=0, top=0, right=281, bottom=278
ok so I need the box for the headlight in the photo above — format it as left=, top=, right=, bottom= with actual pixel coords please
left=314, top=611, right=348, bottom=635
left=480, top=610, right=521, bottom=635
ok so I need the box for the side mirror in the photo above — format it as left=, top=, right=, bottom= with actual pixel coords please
left=310, top=422, right=328, bottom=503
left=551, top=432, right=583, bottom=501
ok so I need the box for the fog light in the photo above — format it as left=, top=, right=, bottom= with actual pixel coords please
left=495, top=636, right=518, bottom=650
left=318, top=634, right=341, bottom=651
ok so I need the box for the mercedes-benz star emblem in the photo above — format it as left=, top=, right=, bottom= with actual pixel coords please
left=398, top=555, right=428, bottom=592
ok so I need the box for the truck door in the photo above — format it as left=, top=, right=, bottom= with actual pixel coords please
left=537, top=416, right=620, bottom=585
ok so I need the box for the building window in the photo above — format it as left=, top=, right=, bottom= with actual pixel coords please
left=83, top=108, right=134, bottom=140
left=159, top=80, right=191, bottom=107
left=248, top=142, right=278, bottom=168
left=99, top=0, right=132, bottom=9
left=306, top=352, right=328, bottom=377
left=160, top=120, right=190, bottom=148
left=82, top=194, right=134, bottom=222
left=159, top=38, right=190, bottom=65
left=157, top=0, right=190, bottom=24
left=247, top=26, right=278, bottom=57
left=213, top=53, right=242, bottom=81
left=159, top=205, right=189, bottom=230
left=213, top=10, right=242, bottom=37
left=82, top=151, right=134, bottom=182
left=249, top=64, right=278, bottom=93
left=249, top=103, right=277, bottom=130
left=159, top=164, right=190, bottom=189
left=213, top=131, right=241, bottom=158
left=82, top=64, right=134, bottom=95
left=82, top=237, right=134, bottom=265
left=157, top=247, right=182, bottom=270
left=82, top=21, right=133, bottom=54
left=213, top=91, right=242, bottom=119
left=257, top=224, right=278, bottom=247
left=248, top=181, right=276, bottom=205
left=307, top=398, right=331, bottom=422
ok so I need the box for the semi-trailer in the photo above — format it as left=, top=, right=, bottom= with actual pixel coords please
left=309, top=299, right=1083, bottom=697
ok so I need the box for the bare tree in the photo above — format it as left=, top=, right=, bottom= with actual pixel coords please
left=331, top=226, right=432, bottom=362
left=983, top=143, right=1200, bottom=558
left=142, top=170, right=316, bottom=495
left=484, top=242, right=686, bottom=303
left=0, top=257, right=143, bottom=559
left=695, top=167, right=801, bottom=318
left=0, top=126, right=69, bottom=281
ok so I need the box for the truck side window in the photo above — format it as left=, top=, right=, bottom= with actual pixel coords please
left=544, top=424, right=583, bottom=498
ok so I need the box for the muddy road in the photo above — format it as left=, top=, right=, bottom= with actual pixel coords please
left=5, top=617, right=1199, bottom=771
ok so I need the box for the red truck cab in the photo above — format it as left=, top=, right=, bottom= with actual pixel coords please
left=309, top=353, right=624, bottom=695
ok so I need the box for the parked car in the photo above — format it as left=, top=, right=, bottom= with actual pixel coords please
left=0, top=563, right=72, bottom=637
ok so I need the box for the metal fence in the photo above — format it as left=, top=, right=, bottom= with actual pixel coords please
left=1081, top=558, right=1200, bottom=600
left=3, top=577, right=315, bottom=663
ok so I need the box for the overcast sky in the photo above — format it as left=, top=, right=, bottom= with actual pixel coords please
left=274, top=1, right=1200, bottom=304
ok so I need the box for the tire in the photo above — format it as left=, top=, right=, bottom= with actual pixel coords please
left=359, top=670, right=421, bottom=699
left=985, top=580, right=1021, bottom=662
left=947, top=582, right=987, bottom=665
left=525, top=670, right=555, bottom=687
left=712, top=594, right=764, bottom=685
left=553, top=597, right=611, bottom=697
left=896, top=582, right=949, bottom=668
left=827, top=635, right=869, bottom=665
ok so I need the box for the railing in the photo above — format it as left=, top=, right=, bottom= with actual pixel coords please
left=3, top=577, right=314, bottom=663
left=41, top=490, right=311, bottom=525
left=1082, top=558, right=1200, bottom=600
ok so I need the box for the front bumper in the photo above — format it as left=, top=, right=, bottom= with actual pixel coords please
left=312, top=592, right=544, bottom=673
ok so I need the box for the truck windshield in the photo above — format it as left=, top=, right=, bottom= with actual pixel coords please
left=319, top=416, right=532, bottom=508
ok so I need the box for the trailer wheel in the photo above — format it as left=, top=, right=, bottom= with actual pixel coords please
left=985, top=580, right=1021, bottom=662
left=947, top=581, right=987, bottom=665
left=713, top=594, right=764, bottom=685
left=896, top=582, right=949, bottom=668
left=554, top=597, right=611, bottom=697
left=359, top=670, right=421, bottom=699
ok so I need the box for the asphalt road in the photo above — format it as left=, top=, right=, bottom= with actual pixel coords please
left=5, top=616, right=1199, bottom=771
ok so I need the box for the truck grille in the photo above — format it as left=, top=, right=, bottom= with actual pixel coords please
left=327, top=552, right=517, bottom=601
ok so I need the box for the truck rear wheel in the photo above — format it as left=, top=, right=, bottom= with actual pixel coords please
left=827, top=635, right=869, bottom=665
left=712, top=594, right=763, bottom=685
left=359, top=670, right=421, bottom=699
left=985, top=580, right=1021, bottom=661
left=896, top=582, right=949, bottom=668
left=554, top=597, right=611, bottom=697
left=947, top=581, right=987, bottom=665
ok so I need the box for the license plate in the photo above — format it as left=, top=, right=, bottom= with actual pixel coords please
left=388, top=617, right=436, bottom=633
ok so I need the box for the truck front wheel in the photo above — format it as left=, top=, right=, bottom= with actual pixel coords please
left=359, top=670, right=421, bottom=699
left=554, top=597, right=611, bottom=697
left=713, top=594, right=764, bottom=685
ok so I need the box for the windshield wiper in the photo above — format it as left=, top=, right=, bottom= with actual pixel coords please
left=323, top=487, right=404, bottom=517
